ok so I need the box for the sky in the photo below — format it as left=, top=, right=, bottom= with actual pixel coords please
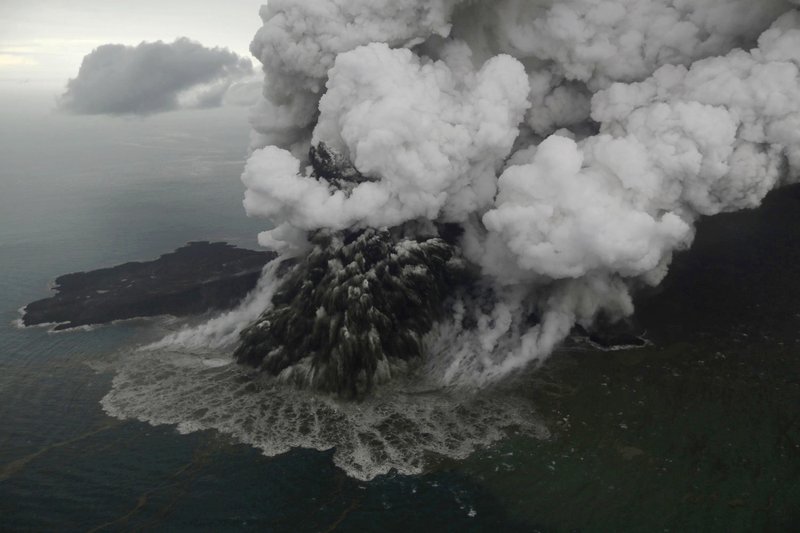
left=0, top=0, right=263, bottom=92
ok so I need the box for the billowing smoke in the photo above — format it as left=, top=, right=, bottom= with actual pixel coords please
left=60, top=38, right=255, bottom=115
left=239, top=0, right=800, bottom=389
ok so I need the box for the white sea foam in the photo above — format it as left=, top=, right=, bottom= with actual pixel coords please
left=12, top=306, right=44, bottom=330
left=102, top=343, right=547, bottom=481
left=48, top=324, right=97, bottom=333
left=14, top=319, right=65, bottom=331
left=586, top=339, right=652, bottom=352
left=11, top=314, right=27, bottom=330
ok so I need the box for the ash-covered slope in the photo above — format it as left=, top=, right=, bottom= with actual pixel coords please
left=235, top=144, right=467, bottom=398
left=23, top=242, right=274, bottom=331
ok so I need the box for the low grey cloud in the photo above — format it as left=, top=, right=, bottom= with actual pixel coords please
left=59, top=37, right=254, bottom=115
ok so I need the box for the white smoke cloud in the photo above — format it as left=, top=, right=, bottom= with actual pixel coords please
left=481, top=10, right=800, bottom=284
left=241, top=0, right=800, bottom=383
left=453, top=0, right=790, bottom=87
left=247, top=0, right=461, bottom=151
left=243, top=41, right=530, bottom=249
left=481, top=135, right=692, bottom=281
left=451, top=0, right=793, bottom=138
left=60, top=38, right=253, bottom=115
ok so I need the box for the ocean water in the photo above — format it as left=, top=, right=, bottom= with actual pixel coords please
left=1, top=96, right=798, bottom=531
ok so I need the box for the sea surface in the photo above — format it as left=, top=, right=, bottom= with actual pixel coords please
left=1, top=97, right=798, bottom=531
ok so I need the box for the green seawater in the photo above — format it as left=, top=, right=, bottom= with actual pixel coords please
left=0, top=100, right=798, bottom=531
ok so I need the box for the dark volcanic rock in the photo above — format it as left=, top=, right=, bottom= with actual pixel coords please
left=23, top=241, right=275, bottom=331
left=235, top=228, right=466, bottom=399
left=574, top=324, right=649, bottom=350
left=309, top=142, right=377, bottom=190
left=568, top=313, right=649, bottom=350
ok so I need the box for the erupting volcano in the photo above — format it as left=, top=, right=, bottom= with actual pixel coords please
left=228, top=0, right=800, bottom=396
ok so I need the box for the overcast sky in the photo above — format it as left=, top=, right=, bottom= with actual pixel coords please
left=0, top=0, right=263, bottom=90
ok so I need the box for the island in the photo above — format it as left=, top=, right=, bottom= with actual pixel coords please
left=21, top=241, right=275, bottom=331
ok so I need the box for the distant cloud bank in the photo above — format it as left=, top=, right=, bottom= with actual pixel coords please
left=59, top=38, right=256, bottom=115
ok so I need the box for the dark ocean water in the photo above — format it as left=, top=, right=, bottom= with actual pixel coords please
left=1, top=101, right=798, bottom=531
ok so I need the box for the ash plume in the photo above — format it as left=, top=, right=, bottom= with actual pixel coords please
left=237, top=0, right=800, bottom=392
left=60, top=38, right=254, bottom=115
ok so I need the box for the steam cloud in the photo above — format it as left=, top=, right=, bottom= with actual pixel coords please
left=60, top=38, right=255, bottom=115
left=241, top=0, right=800, bottom=385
